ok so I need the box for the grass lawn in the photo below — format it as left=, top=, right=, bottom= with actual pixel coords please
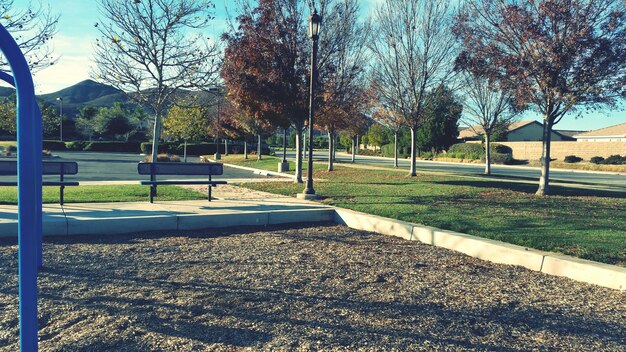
left=0, top=185, right=206, bottom=204
left=232, top=164, right=625, bottom=266
left=217, top=154, right=327, bottom=174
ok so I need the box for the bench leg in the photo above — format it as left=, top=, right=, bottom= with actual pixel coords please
left=60, top=185, right=64, bottom=206
left=150, top=185, right=155, bottom=203
left=208, top=185, right=212, bottom=202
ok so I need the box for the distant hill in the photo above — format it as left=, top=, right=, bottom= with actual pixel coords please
left=0, top=80, right=128, bottom=117
left=38, top=80, right=128, bottom=117
left=0, top=79, right=219, bottom=118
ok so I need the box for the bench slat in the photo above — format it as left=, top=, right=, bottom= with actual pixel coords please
left=140, top=181, right=227, bottom=186
left=137, top=162, right=223, bottom=176
left=0, top=181, right=79, bottom=186
left=0, top=160, right=78, bottom=175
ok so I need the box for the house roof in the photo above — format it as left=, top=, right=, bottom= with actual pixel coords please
left=458, top=120, right=576, bottom=140
left=574, top=122, right=626, bottom=138
left=458, top=120, right=536, bottom=139
left=555, top=130, right=588, bottom=138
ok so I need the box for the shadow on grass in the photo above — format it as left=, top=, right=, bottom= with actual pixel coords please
left=434, top=179, right=626, bottom=198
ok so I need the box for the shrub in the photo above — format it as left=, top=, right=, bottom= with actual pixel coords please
left=448, top=143, right=485, bottom=156
left=83, top=141, right=141, bottom=153
left=140, top=141, right=179, bottom=154
left=43, top=140, right=66, bottom=151
left=601, top=154, right=626, bottom=165
left=590, top=156, right=605, bottom=164
left=492, top=144, right=513, bottom=155
left=564, top=155, right=583, bottom=163
left=64, top=141, right=86, bottom=151
left=380, top=143, right=409, bottom=159
left=491, top=152, right=513, bottom=164
left=7, top=145, right=17, bottom=153
left=143, top=154, right=181, bottom=162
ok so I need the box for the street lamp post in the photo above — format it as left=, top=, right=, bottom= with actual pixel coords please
left=299, top=10, right=322, bottom=200
left=56, top=97, right=63, bottom=141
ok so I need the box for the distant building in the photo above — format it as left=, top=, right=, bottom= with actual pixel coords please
left=459, top=120, right=576, bottom=142
left=574, top=122, right=626, bottom=142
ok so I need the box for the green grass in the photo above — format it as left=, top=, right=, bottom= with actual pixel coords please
left=219, top=154, right=327, bottom=174
left=236, top=166, right=626, bottom=266
left=0, top=185, right=206, bottom=204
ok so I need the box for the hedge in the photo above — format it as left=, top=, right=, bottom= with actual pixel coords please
left=43, top=140, right=67, bottom=151
left=380, top=143, right=409, bottom=159
left=83, top=141, right=142, bottom=152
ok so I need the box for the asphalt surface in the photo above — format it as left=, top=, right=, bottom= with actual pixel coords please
left=0, top=151, right=273, bottom=182
left=283, top=150, right=626, bottom=188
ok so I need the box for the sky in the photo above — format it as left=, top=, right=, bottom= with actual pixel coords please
left=6, top=0, right=626, bottom=131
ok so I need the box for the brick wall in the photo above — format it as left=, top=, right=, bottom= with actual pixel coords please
left=498, top=141, right=626, bottom=161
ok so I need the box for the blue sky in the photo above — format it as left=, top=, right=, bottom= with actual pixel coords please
left=14, top=0, right=626, bottom=131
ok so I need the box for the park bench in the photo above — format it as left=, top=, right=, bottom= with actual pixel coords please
left=0, top=160, right=79, bottom=205
left=137, top=162, right=227, bottom=203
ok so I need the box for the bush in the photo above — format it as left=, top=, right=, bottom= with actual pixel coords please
left=564, top=155, right=583, bottom=163
left=7, top=145, right=17, bottom=153
left=590, top=156, right=605, bottom=164
left=447, top=143, right=513, bottom=162
left=448, top=143, right=485, bottom=156
left=601, top=154, right=626, bottom=165
left=64, top=141, right=87, bottom=151
left=143, top=154, right=181, bottom=162
left=380, top=143, right=409, bottom=159
left=83, top=141, right=141, bottom=153
left=43, top=140, right=66, bottom=151
left=491, top=152, right=513, bottom=164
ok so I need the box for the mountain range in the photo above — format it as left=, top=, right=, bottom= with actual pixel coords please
left=0, top=79, right=128, bottom=117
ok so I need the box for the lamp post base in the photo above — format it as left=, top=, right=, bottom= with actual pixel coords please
left=278, top=161, right=290, bottom=172
left=297, top=192, right=320, bottom=200
left=214, top=153, right=221, bottom=161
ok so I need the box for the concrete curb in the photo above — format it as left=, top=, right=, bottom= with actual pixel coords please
left=333, top=207, right=625, bottom=291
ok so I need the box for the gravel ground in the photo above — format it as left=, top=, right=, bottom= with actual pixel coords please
left=0, top=224, right=624, bottom=351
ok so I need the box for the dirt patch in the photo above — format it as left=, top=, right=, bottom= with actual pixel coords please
left=0, top=224, right=624, bottom=351
left=181, top=184, right=291, bottom=200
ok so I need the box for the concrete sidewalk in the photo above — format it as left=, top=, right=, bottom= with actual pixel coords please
left=0, top=198, right=335, bottom=238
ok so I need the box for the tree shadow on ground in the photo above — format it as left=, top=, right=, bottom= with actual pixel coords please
left=434, top=179, right=626, bottom=198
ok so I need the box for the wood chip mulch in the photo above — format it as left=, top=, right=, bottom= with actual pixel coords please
left=0, top=224, right=624, bottom=351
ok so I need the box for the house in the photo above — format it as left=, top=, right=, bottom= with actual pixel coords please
left=459, top=120, right=576, bottom=142
left=574, top=122, right=626, bottom=142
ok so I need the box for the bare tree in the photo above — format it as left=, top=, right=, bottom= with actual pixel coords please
left=93, top=0, right=221, bottom=161
left=461, top=74, right=518, bottom=175
left=316, top=0, right=370, bottom=171
left=456, top=0, right=626, bottom=195
left=0, top=0, right=58, bottom=72
left=370, top=0, right=458, bottom=176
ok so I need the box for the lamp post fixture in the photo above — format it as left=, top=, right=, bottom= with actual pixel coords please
left=299, top=9, right=322, bottom=200
left=56, top=97, right=63, bottom=141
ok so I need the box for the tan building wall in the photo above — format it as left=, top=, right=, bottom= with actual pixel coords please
left=499, top=141, right=626, bottom=161
left=507, top=123, right=567, bottom=142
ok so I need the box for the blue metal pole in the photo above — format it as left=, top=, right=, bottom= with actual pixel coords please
left=0, top=72, right=43, bottom=271
left=0, top=23, right=42, bottom=351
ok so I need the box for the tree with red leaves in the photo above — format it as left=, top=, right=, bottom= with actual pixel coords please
left=455, top=0, right=626, bottom=195
left=222, top=0, right=308, bottom=180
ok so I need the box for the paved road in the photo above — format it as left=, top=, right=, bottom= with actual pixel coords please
left=0, top=151, right=273, bottom=182
left=283, top=150, right=626, bottom=188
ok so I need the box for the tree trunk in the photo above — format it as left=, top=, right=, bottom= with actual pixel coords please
left=351, top=136, right=356, bottom=163
left=410, top=127, right=417, bottom=176
left=295, top=125, right=304, bottom=183
left=537, top=118, right=554, bottom=196
left=282, top=127, right=287, bottom=163
left=257, top=134, right=262, bottom=161
left=244, top=141, right=248, bottom=160
left=302, top=129, right=308, bottom=159
left=183, top=139, right=188, bottom=163
left=327, top=131, right=334, bottom=171
left=394, top=131, right=399, bottom=168
left=224, top=139, right=228, bottom=156
left=150, top=113, right=161, bottom=162
left=484, top=133, right=491, bottom=175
